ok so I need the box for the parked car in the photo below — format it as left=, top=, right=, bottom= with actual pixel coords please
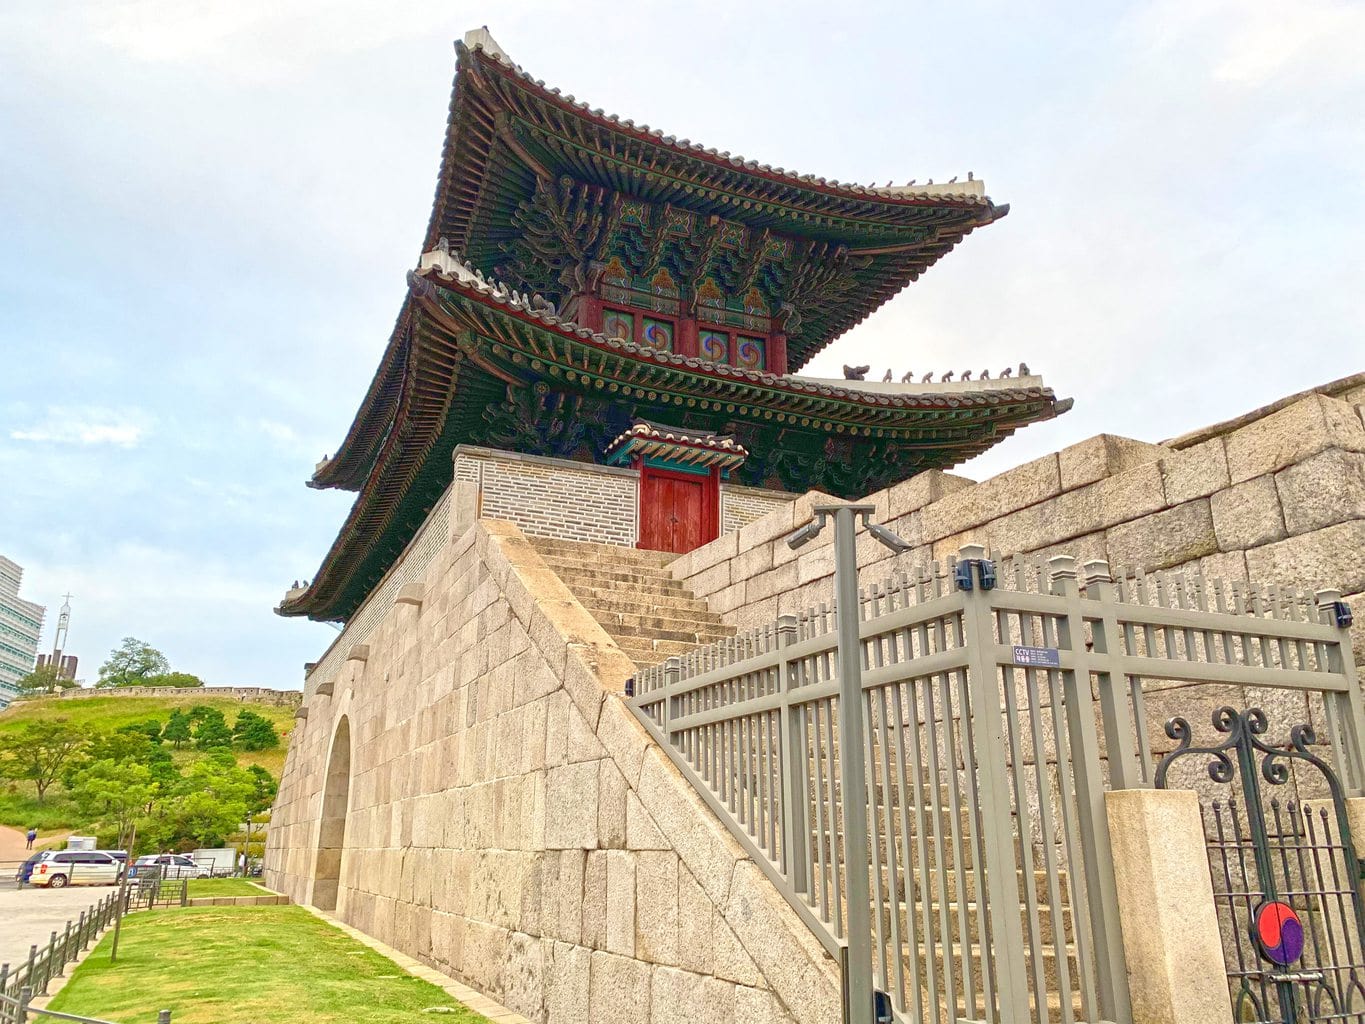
left=29, top=850, right=122, bottom=888
left=129, top=854, right=210, bottom=879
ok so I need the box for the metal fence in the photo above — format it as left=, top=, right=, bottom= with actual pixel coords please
left=0, top=893, right=118, bottom=1023
left=627, top=541, right=1362, bottom=1024
left=0, top=889, right=179, bottom=1024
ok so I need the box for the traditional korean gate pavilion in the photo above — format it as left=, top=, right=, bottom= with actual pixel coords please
left=279, top=27, right=1069, bottom=622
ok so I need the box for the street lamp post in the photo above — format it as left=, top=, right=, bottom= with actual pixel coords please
left=787, top=504, right=911, bottom=1024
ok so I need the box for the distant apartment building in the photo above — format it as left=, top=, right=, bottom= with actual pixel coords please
left=35, top=653, right=79, bottom=680
left=0, top=556, right=45, bottom=706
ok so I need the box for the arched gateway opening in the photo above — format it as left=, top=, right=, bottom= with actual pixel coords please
left=312, top=716, right=351, bottom=911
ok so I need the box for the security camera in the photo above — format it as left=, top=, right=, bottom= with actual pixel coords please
left=785, top=518, right=826, bottom=550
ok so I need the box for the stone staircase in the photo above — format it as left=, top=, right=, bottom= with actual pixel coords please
left=530, top=536, right=1085, bottom=1020
left=527, top=538, right=736, bottom=668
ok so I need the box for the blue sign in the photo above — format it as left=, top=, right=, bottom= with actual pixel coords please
left=1012, top=645, right=1061, bottom=668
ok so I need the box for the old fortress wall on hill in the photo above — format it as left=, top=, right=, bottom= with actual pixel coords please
left=18, top=686, right=303, bottom=706
left=264, top=373, right=1365, bottom=1024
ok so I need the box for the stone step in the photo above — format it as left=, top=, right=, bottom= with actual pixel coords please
left=528, top=537, right=674, bottom=567
left=876, top=897, right=1075, bottom=948
left=889, top=981, right=1082, bottom=1024
left=615, top=637, right=705, bottom=660
left=576, top=592, right=715, bottom=616
left=535, top=548, right=677, bottom=573
left=588, top=609, right=733, bottom=637
left=540, top=563, right=691, bottom=593
left=805, top=865, right=1070, bottom=908
left=906, top=938, right=1080, bottom=999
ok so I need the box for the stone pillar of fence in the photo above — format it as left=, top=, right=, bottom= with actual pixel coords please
left=1105, top=788, right=1234, bottom=1024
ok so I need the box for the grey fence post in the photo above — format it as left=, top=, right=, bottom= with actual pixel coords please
left=776, top=614, right=810, bottom=895
left=957, top=544, right=1031, bottom=1015
left=1315, top=588, right=1365, bottom=795
left=57, top=922, right=71, bottom=976
left=1083, top=559, right=1144, bottom=791
left=40, top=932, right=56, bottom=994
left=18, top=986, right=32, bottom=1023
left=1050, top=554, right=1132, bottom=1023
left=662, top=657, right=681, bottom=741
left=157, top=1011, right=172, bottom=1023
left=823, top=504, right=875, bottom=1024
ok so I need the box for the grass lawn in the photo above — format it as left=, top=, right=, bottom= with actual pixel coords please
left=184, top=878, right=268, bottom=898
left=48, top=906, right=492, bottom=1024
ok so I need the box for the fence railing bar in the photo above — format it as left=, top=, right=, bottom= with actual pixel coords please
left=923, top=618, right=961, bottom=1016
left=1039, top=613, right=1100, bottom=1022
left=888, top=680, right=924, bottom=1022
left=996, top=649, right=1047, bottom=1019
left=864, top=686, right=891, bottom=1003
left=1049, top=562, right=1132, bottom=1023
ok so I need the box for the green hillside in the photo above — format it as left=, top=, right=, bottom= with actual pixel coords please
left=0, top=693, right=296, bottom=840
left=0, top=695, right=296, bottom=774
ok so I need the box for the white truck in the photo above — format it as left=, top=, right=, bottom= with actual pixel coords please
left=191, top=848, right=239, bottom=877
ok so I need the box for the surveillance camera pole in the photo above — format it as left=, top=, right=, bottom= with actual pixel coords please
left=806, top=504, right=875, bottom=1023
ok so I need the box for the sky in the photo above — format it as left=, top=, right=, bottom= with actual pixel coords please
left=1, top=1, right=1362, bottom=690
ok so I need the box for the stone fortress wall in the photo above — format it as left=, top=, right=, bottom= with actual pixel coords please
left=669, top=375, right=1365, bottom=770
left=266, top=504, right=839, bottom=1024
left=25, top=685, right=302, bottom=705
left=452, top=445, right=793, bottom=549
left=267, top=373, right=1364, bottom=1024
left=671, top=376, right=1365, bottom=651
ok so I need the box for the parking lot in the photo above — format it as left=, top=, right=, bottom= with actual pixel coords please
left=0, top=884, right=118, bottom=969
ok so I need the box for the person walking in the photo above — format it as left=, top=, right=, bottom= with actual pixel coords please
left=25, top=827, right=37, bottom=849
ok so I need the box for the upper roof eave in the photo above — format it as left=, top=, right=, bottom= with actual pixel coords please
left=424, top=29, right=1006, bottom=253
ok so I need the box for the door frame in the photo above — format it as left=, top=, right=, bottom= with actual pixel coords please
left=635, top=461, right=720, bottom=553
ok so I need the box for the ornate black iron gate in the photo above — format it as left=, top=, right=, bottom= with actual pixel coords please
left=1157, top=707, right=1365, bottom=1023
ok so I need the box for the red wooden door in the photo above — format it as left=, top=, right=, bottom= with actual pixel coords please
left=639, top=470, right=715, bottom=553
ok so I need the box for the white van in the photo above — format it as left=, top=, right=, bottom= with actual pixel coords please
left=29, top=850, right=121, bottom=888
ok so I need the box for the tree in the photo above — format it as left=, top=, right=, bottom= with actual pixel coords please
left=16, top=664, right=77, bottom=695
left=96, top=638, right=170, bottom=688
left=118, top=719, right=163, bottom=745
left=232, top=710, right=279, bottom=751
left=163, top=709, right=192, bottom=749
left=0, top=719, right=89, bottom=802
left=152, top=751, right=255, bottom=847
left=190, top=707, right=233, bottom=749
left=69, top=759, right=158, bottom=853
left=245, top=764, right=278, bottom=815
left=139, top=672, right=204, bottom=689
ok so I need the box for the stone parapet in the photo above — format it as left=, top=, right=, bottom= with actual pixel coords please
left=451, top=445, right=794, bottom=553
left=667, top=386, right=1365, bottom=672
left=264, top=513, right=837, bottom=1024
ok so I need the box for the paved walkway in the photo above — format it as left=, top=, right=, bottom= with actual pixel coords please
left=303, top=907, right=532, bottom=1024
left=0, top=885, right=113, bottom=969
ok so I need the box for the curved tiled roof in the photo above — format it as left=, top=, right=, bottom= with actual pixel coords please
left=446, top=28, right=995, bottom=210
left=419, top=29, right=1008, bottom=372
left=412, top=245, right=1055, bottom=417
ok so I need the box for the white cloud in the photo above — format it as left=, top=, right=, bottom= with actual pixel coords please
left=256, top=419, right=299, bottom=445
left=1131, top=0, right=1365, bottom=91
left=9, top=408, right=151, bottom=447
